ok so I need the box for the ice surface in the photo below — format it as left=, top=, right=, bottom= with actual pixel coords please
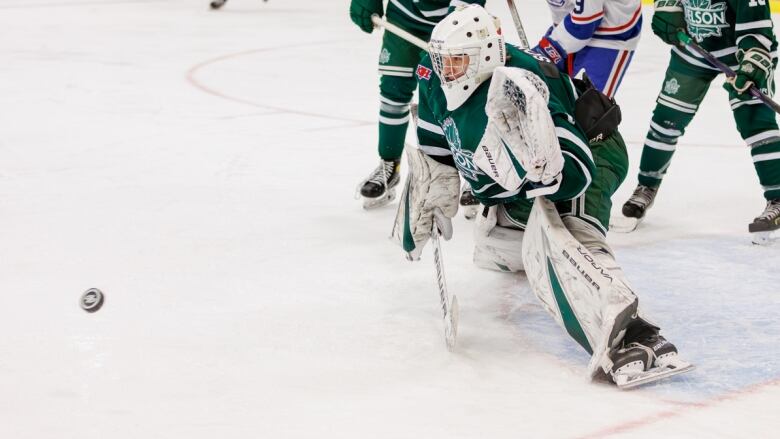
left=0, top=0, right=779, bottom=438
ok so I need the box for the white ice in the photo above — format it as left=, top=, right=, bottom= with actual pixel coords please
left=0, top=0, right=779, bottom=438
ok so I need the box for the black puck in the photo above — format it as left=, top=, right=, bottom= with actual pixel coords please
left=80, top=288, right=105, bottom=313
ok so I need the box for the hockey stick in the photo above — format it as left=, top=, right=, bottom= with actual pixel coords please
left=505, top=0, right=530, bottom=49
left=371, top=15, right=429, bottom=51
left=431, top=219, right=459, bottom=351
left=677, top=31, right=780, bottom=115
left=407, top=103, right=459, bottom=350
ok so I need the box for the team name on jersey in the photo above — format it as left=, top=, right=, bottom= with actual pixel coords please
left=683, top=0, right=729, bottom=42
left=442, top=117, right=479, bottom=181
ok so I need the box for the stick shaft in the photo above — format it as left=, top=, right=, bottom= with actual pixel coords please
left=677, top=32, right=780, bottom=115
left=505, top=0, right=530, bottom=48
left=371, top=15, right=428, bottom=51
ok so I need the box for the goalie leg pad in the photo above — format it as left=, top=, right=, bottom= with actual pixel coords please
left=522, top=199, right=643, bottom=378
left=473, top=206, right=526, bottom=272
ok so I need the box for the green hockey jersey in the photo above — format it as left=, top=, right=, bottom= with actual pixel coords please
left=673, top=0, right=777, bottom=69
left=387, top=0, right=486, bottom=35
left=415, top=44, right=597, bottom=206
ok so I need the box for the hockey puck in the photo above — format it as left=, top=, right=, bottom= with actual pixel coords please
left=80, top=288, right=105, bottom=313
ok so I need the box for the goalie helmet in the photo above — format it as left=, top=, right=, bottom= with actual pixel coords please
left=429, top=5, right=506, bottom=111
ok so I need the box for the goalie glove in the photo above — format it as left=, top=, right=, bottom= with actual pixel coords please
left=392, top=148, right=460, bottom=261
left=349, top=0, right=383, bottom=34
left=726, top=47, right=773, bottom=96
left=485, top=67, right=564, bottom=186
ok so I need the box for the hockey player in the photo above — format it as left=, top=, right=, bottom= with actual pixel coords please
left=349, top=0, right=485, bottom=209
left=533, top=0, right=643, bottom=98
left=621, top=0, right=780, bottom=241
left=393, top=5, right=690, bottom=386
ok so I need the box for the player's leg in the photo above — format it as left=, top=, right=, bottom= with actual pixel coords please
left=622, top=52, right=717, bottom=221
left=730, top=74, right=780, bottom=240
left=358, top=30, right=422, bottom=208
left=570, top=46, right=635, bottom=98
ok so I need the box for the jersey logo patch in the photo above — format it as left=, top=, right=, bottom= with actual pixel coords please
left=442, top=117, right=479, bottom=181
left=683, top=0, right=729, bottom=42
left=379, top=48, right=391, bottom=64
left=416, top=65, right=432, bottom=80
left=664, top=77, right=681, bottom=95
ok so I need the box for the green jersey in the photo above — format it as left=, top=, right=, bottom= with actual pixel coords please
left=387, top=0, right=486, bottom=35
left=674, top=0, right=777, bottom=69
left=415, top=45, right=597, bottom=207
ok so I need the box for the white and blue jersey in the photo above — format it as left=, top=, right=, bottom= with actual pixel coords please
left=537, top=0, right=642, bottom=97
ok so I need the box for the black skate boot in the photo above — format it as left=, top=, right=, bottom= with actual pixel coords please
left=749, top=198, right=780, bottom=244
left=612, top=185, right=659, bottom=233
left=358, top=159, right=401, bottom=209
left=210, top=0, right=228, bottom=9
left=609, top=324, right=692, bottom=389
left=622, top=185, right=659, bottom=219
left=459, top=182, right=479, bottom=220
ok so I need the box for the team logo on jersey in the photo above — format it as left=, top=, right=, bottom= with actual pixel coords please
left=442, top=117, right=479, bottom=181
left=683, top=0, right=729, bottom=42
left=664, top=77, right=681, bottom=95
left=379, top=48, right=391, bottom=64
left=416, top=65, right=432, bottom=80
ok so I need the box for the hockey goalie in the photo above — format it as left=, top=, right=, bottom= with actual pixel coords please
left=391, top=5, right=693, bottom=388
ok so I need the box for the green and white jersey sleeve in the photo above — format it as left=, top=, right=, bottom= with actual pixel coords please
left=414, top=45, right=596, bottom=206
left=732, top=0, right=776, bottom=53
left=386, top=0, right=486, bottom=35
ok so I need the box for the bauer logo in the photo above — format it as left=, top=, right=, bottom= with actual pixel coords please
left=416, top=65, right=432, bottom=80
left=547, top=0, right=566, bottom=6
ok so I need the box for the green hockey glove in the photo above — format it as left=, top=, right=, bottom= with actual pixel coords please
left=727, top=47, right=774, bottom=95
left=349, top=0, right=383, bottom=34
left=651, top=0, right=686, bottom=46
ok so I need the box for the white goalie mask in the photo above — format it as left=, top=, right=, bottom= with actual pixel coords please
left=428, top=5, right=506, bottom=111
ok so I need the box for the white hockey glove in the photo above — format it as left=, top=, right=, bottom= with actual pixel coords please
left=392, top=147, right=460, bottom=261
left=485, top=67, right=564, bottom=185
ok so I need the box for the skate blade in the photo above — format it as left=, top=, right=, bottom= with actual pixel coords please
left=615, top=359, right=694, bottom=389
left=751, top=230, right=777, bottom=245
left=462, top=205, right=478, bottom=220
left=362, top=189, right=396, bottom=210
left=609, top=215, right=642, bottom=233
left=444, top=295, right=459, bottom=351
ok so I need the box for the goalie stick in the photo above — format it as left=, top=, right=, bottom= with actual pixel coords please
left=431, top=221, right=459, bottom=350
left=408, top=103, right=460, bottom=351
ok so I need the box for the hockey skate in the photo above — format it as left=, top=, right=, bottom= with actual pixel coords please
left=611, top=185, right=659, bottom=233
left=209, top=0, right=227, bottom=9
left=609, top=327, right=693, bottom=389
left=357, top=159, right=401, bottom=209
left=749, top=198, right=780, bottom=245
left=459, top=182, right=479, bottom=220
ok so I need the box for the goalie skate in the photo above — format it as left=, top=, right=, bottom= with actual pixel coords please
left=613, top=357, right=694, bottom=389
left=459, top=182, right=479, bottom=220
left=609, top=331, right=694, bottom=389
